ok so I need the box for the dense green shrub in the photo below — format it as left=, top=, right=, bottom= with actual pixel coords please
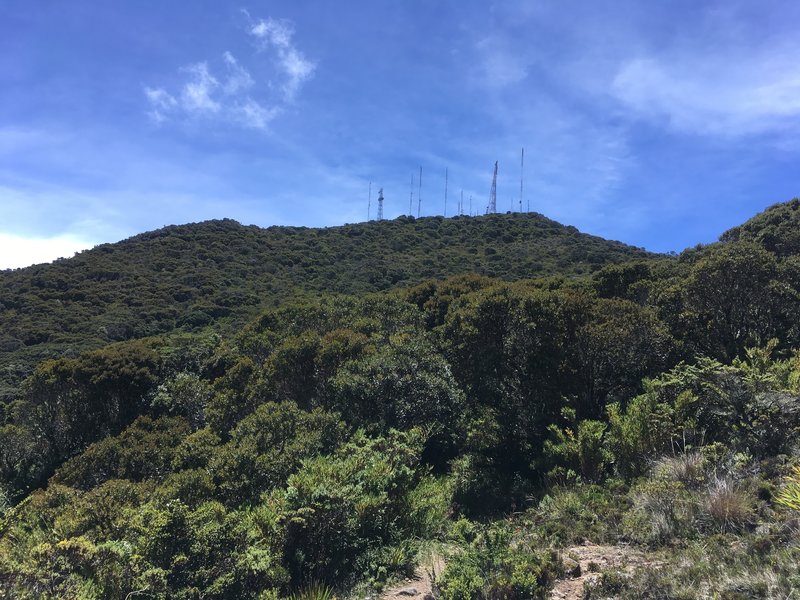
left=438, top=521, right=560, bottom=600
left=276, top=428, right=444, bottom=586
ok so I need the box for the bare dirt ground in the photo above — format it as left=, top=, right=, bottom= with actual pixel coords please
left=378, top=543, right=658, bottom=600
left=379, top=556, right=445, bottom=600
left=549, top=542, right=661, bottom=600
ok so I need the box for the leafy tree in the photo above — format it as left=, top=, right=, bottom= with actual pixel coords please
left=277, top=429, right=437, bottom=585
left=151, top=372, right=213, bottom=429
left=681, top=243, right=782, bottom=360
left=52, top=416, right=190, bottom=490
left=331, top=334, right=466, bottom=461
left=209, top=401, right=345, bottom=506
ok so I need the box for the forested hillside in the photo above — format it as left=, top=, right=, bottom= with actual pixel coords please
left=0, top=213, right=652, bottom=403
left=2, top=200, right=800, bottom=599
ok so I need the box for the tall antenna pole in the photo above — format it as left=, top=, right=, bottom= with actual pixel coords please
left=409, top=173, right=414, bottom=216
left=469, top=195, right=472, bottom=216
left=444, top=168, right=448, bottom=217
left=460, top=190, right=464, bottom=216
left=367, top=181, right=372, bottom=221
left=520, top=147, right=525, bottom=213
left=488, top=161, right=498, bottom=214
left=417, top=166, right=422, bottom=217
left=377, top=188, right=384, bottom=221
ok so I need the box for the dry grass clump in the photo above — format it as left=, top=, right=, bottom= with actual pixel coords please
left=623, top=479, right=695, bottom=545
left=624, top=454, right=757, bottom=544
left=699, top=476, right=753, bottom=533
left=653, top=451, right=706, bottom=489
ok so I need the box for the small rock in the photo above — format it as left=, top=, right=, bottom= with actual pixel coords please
left=397, top=588, right=419, bottom=597
left=423, top=594, right=435, bottom=600
left=562, top=557, right=581, bottom=578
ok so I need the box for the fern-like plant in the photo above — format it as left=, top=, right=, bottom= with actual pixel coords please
left=776, top=465, right=800, bottom=510
left=288, top=582, right=336, bottom=600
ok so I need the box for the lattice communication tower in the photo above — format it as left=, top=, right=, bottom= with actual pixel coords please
left=488, top=161, right=498, bottom=214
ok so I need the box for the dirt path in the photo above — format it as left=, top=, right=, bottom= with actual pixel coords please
left=379, top=557, right=444, bottom=600
left=549, top=542, right=659, bottom=600
left=378, top=544, right=656, bottom=600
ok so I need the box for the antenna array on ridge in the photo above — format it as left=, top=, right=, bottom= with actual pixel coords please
left=365, top=148, right=528, bottom=222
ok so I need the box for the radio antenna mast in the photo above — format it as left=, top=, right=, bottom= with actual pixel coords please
left=444, top=168, right=449, bottom=216
left=377, top=188, right=384, bottom=220
left=488, top=161, right=498, bottom=214
left=520, top=147, right=525, bottom=212
left=367, top=181, right=372, bottom=221
left=409, top=173, right=414, bottom=215
left=417, top=166, right=422, bottom=217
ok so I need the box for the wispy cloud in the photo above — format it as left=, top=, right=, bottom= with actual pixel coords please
left=472, top=34, right=529, bottom=89
left=144, top=87, right=178, bottom=123
left=144, top=13, right=315, bottom=131
left=602, top=3, right=800, bottom=141
left=612, top=51, right=800, bottom=137
left=180, top=62, right=221, bottom=114
left=245, top=15, right=316, bottom=100
left=145, top=52, right=274, bottom=130
left=222, top=51, right=254, bottom=95
left=233, top=98, right=279, bottom=130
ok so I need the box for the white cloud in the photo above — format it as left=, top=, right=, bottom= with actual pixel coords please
left=611, top=41, right=800, bottom=137
left=234, top=98, right=280, bottom=130
left=180, top=62, right=221, bottom=114
left=145, top=52, right=269, bottom=129
left=222, top=51, right=254, bottom=95
left=246, top=16, right=316, bottom=100
left=144, top=87, right=177, bottom=123
left=145, top=13, right=315, bottom=131
left=0, top=233, right=94, bottom=270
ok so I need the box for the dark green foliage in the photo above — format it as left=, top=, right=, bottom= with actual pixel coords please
left=543, top=412, right=612, bottom=484
left=278, top=428, right=437, bottom=586
left=4, top=200, right=800, bottom=597
left=3, top=339, right=163, bottom=497
left=527, top=483, right=631, bottom=546
left=438, top=521, right=560, bottom=600
left=720, top=197, right=800, bottom=257
left=151, top=372, right=213, bottom=429
left=53, top=416, right=190, bottom=490
left=0, top=214, right=652, bottom=403
left=681, top=243, right=787, bottom=360
left=607, top=355, right=800, bottom=478
left=331, top=334, right=466, bottom=461
left=209, top=401, right=345, bottom=506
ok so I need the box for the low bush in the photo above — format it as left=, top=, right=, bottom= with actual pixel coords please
left=698, top=477, right=753, bottom=533
left=437, top=522, right=560, bottom=600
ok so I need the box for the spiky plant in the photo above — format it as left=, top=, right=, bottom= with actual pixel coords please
left=776, top=465, right=800, bottom=510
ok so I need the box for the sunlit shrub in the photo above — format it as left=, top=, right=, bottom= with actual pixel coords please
left=437, top=522, right=559, bottom=600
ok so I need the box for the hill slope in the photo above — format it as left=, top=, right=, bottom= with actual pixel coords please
left=720, top=197, right=800, bottom=257
left=0, top=212, right=655, bottom=400
left=4, top=201, right=800, bottom=599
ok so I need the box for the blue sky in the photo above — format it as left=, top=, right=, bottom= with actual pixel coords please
left=2, top=1, right=800, bottom=268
